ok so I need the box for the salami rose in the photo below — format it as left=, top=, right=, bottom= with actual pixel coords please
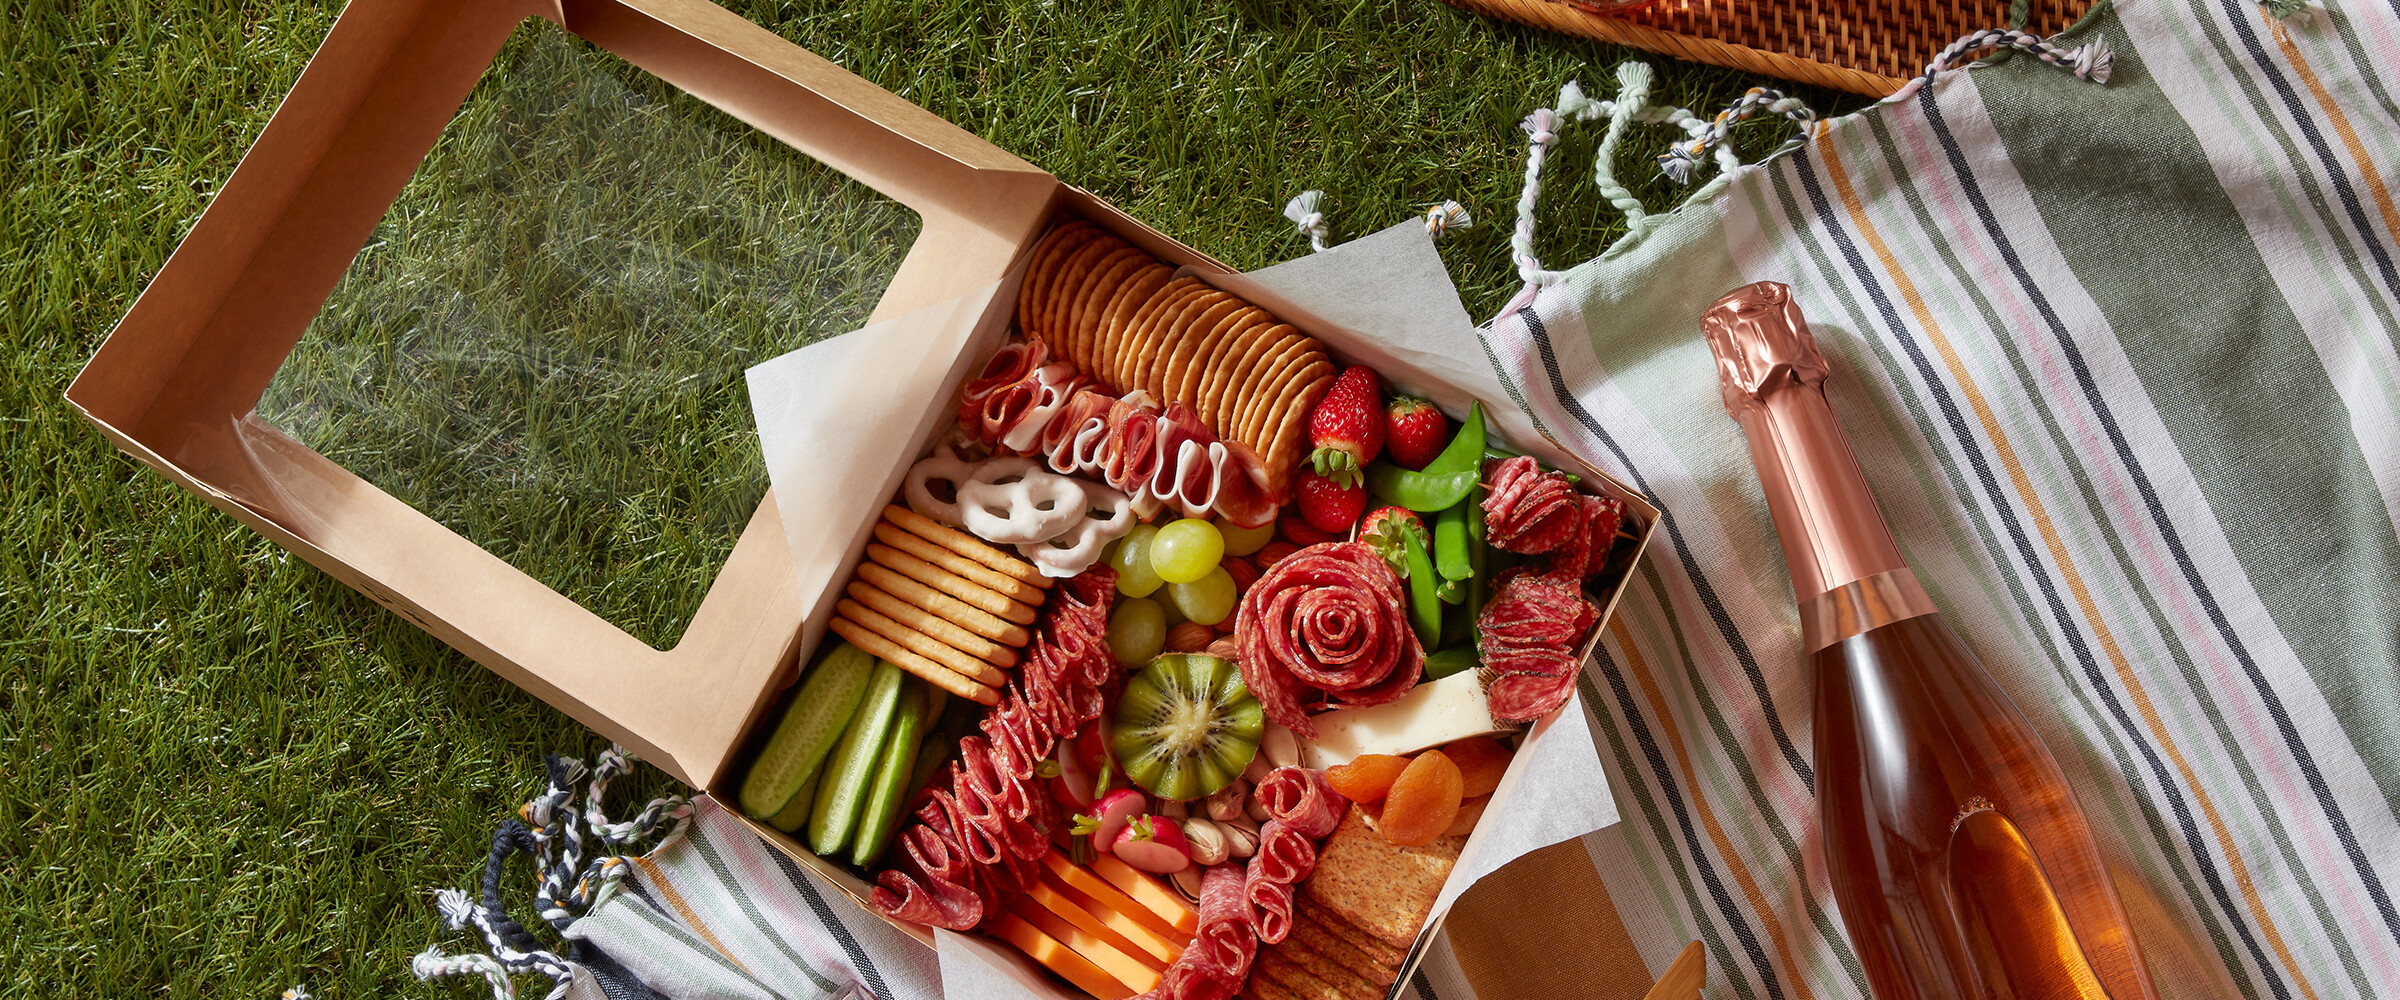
left=1483, top=456, right=1583, bottom=554
left=1234, top=542, right=1425, bottom=738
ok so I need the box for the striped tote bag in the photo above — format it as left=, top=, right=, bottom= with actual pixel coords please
left=1479, top=0, right=2400, bottom=997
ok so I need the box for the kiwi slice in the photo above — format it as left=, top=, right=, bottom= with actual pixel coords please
left=1113, top=653, right=1264, bottom=801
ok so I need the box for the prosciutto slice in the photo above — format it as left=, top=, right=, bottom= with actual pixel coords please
left=1255, top=767, right=1345, bottom=839
left=956, top=341, right=1285, bottom=526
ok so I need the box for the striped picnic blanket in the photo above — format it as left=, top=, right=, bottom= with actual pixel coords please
left=416, top=0, right=2400, bottom=996
left=1479, top=0, right=2400, bottom=997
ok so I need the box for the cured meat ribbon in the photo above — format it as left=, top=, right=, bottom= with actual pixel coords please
left=959, top=340, right=1278, bottom=526
left=869, top=569, right=1118, bottom=931
left=1140, top=863, right=1256, bottom=1000
left=1475, top=456, right=1626, bottom=721
left=1240, top=766, right=1347, bottom=946
left=1477, top=569, right=1601, bottom=723
left=1254, top=767, right=1344, bottom=839
left=1233, top=543, right=1424, bottom=738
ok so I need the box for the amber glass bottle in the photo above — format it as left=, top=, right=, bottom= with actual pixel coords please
left=1702, top=282, right=2157, bottom=1000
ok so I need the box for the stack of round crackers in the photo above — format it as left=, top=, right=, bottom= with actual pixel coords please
left=828, top=506, right=1051, bottom=705
left=1018, top=220, right=1334, bottom=496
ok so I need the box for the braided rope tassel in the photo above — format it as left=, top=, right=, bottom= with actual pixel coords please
left=1283, top=191, right=1331, bottom=252
left=415, top=746, right=691, bottom=1000
left=1924, top=28, right=2113, bottom=83
left=1659, top=87, right=1819, bottom=184
left=1511, top=79, right=1607, bottom=283
left=1424, top=200, right=1472, bottom=238
left=413, top=946, right=520, bottom=1000
left=1590, top=62, right=1655, bottom=228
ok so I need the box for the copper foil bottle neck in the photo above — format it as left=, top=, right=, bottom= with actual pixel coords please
left=1702, top=282, right=1931, bottom=649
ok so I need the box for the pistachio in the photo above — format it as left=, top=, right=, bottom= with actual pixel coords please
left=1243, top=753, right=1273, bottom=785
left=1170, top=864, right=1205, bottom=902
left=1245, top=794, right=1273, bottom=823
left=1221, top=816, right=1261, bottom=859
left=1261, top=723, right=1300, bottom=769
left=1206, top=779, right=1248, bottom=822
left=1180, top=818, right=1229, bottom=866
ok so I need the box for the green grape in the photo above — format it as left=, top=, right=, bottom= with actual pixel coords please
left=1108, top=598, right=1167, bottom=667
left=1218, top=518, right=1275, bottom=558
left=1156, top=590, right=1189, bottom=629
left=1149, top=518, right=1225, bottom=584
left=1111, top=524, right=1164, bottom=597
left=1167, top=566, right=1237, bottom=626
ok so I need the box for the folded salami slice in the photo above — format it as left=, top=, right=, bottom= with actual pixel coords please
left=871, top=567, right=1120, bottom=931
left=1244, top=872, right=1295, bottom=945
left=1486, top=670, right=1581, bottom=723
left=1251, top=820, right=1317, bottom=886
left=1255, top=767, right=1344, bottom=839
left=1142, top=863, right=1258, bottom=1000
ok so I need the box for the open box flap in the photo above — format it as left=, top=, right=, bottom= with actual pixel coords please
left=64, top=0, right=1063, bottom=790
left=747, top=277, right=1021, bottom=687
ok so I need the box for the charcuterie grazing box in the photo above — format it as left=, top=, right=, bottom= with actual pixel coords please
left=64, top=0, right=1657, bottom=997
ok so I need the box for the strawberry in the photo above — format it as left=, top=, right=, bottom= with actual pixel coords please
left=1308, top=366, right=1386, bottom=488
left=1385, top=396, right=1449, bottom=470
left=1356, top=505, right=1429, bottom=575
left=1280, top=513, right=1344, bottom=546
left=1294, top=468, right=1366, bottom=533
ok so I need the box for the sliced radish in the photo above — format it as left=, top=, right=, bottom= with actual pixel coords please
left=1072, top=789, right=1147, bottom=855
left=1112, top=815, right=1193, bottom=874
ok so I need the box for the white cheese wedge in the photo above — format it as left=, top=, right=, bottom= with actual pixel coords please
left=1296, top=672, right=1511, bottom=768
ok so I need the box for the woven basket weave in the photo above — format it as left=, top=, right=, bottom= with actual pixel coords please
left=1444, top=0, right=2092, bottom=96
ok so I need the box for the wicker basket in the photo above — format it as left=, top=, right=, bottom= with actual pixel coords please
left=1444, top=0, right=2092, bottom=97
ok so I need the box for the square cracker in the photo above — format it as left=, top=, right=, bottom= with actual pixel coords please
left=1254, top=950, right=1355, bottom=1000
left=1288, top=903, right=1403, bottom=989
left=1262, top=923, right=1392, bottom=1000
left=1299, top=806, right=1465, bottom=950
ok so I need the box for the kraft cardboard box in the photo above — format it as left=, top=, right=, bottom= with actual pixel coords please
left=66, top=0, right=1662, bottom=995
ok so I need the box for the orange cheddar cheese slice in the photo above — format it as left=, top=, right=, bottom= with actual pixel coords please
left=1091, top=852, right=1202, bottom=936
left=1028, top=871, right=1182, bottom=967
left=1008, top=896, right=1164, bottom=994
left=1041, top=851, right=1196, bottom=945
left=990, top=911, right=1135, bottom=1000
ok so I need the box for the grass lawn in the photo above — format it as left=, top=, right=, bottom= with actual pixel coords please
left=2, top=1, right=1858, bottom=996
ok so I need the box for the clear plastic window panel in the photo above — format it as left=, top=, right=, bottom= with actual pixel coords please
left=258, top=22, right=921, bottom=649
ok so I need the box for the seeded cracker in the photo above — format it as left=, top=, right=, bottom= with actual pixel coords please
left=1300, top=807, right=1465, bottom=950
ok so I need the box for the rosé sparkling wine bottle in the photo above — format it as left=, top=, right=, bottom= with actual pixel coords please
left=1702, top=282, right=2158, bottom=1000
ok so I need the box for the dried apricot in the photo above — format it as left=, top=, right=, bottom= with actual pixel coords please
left=1325, top=754, right=1410, bottom=803
left=1446, top=794, right=1491, bottom=837
left=1379, top=750, right=1463, bottom=847
left=1443, top=736, right=1512, bottom=798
